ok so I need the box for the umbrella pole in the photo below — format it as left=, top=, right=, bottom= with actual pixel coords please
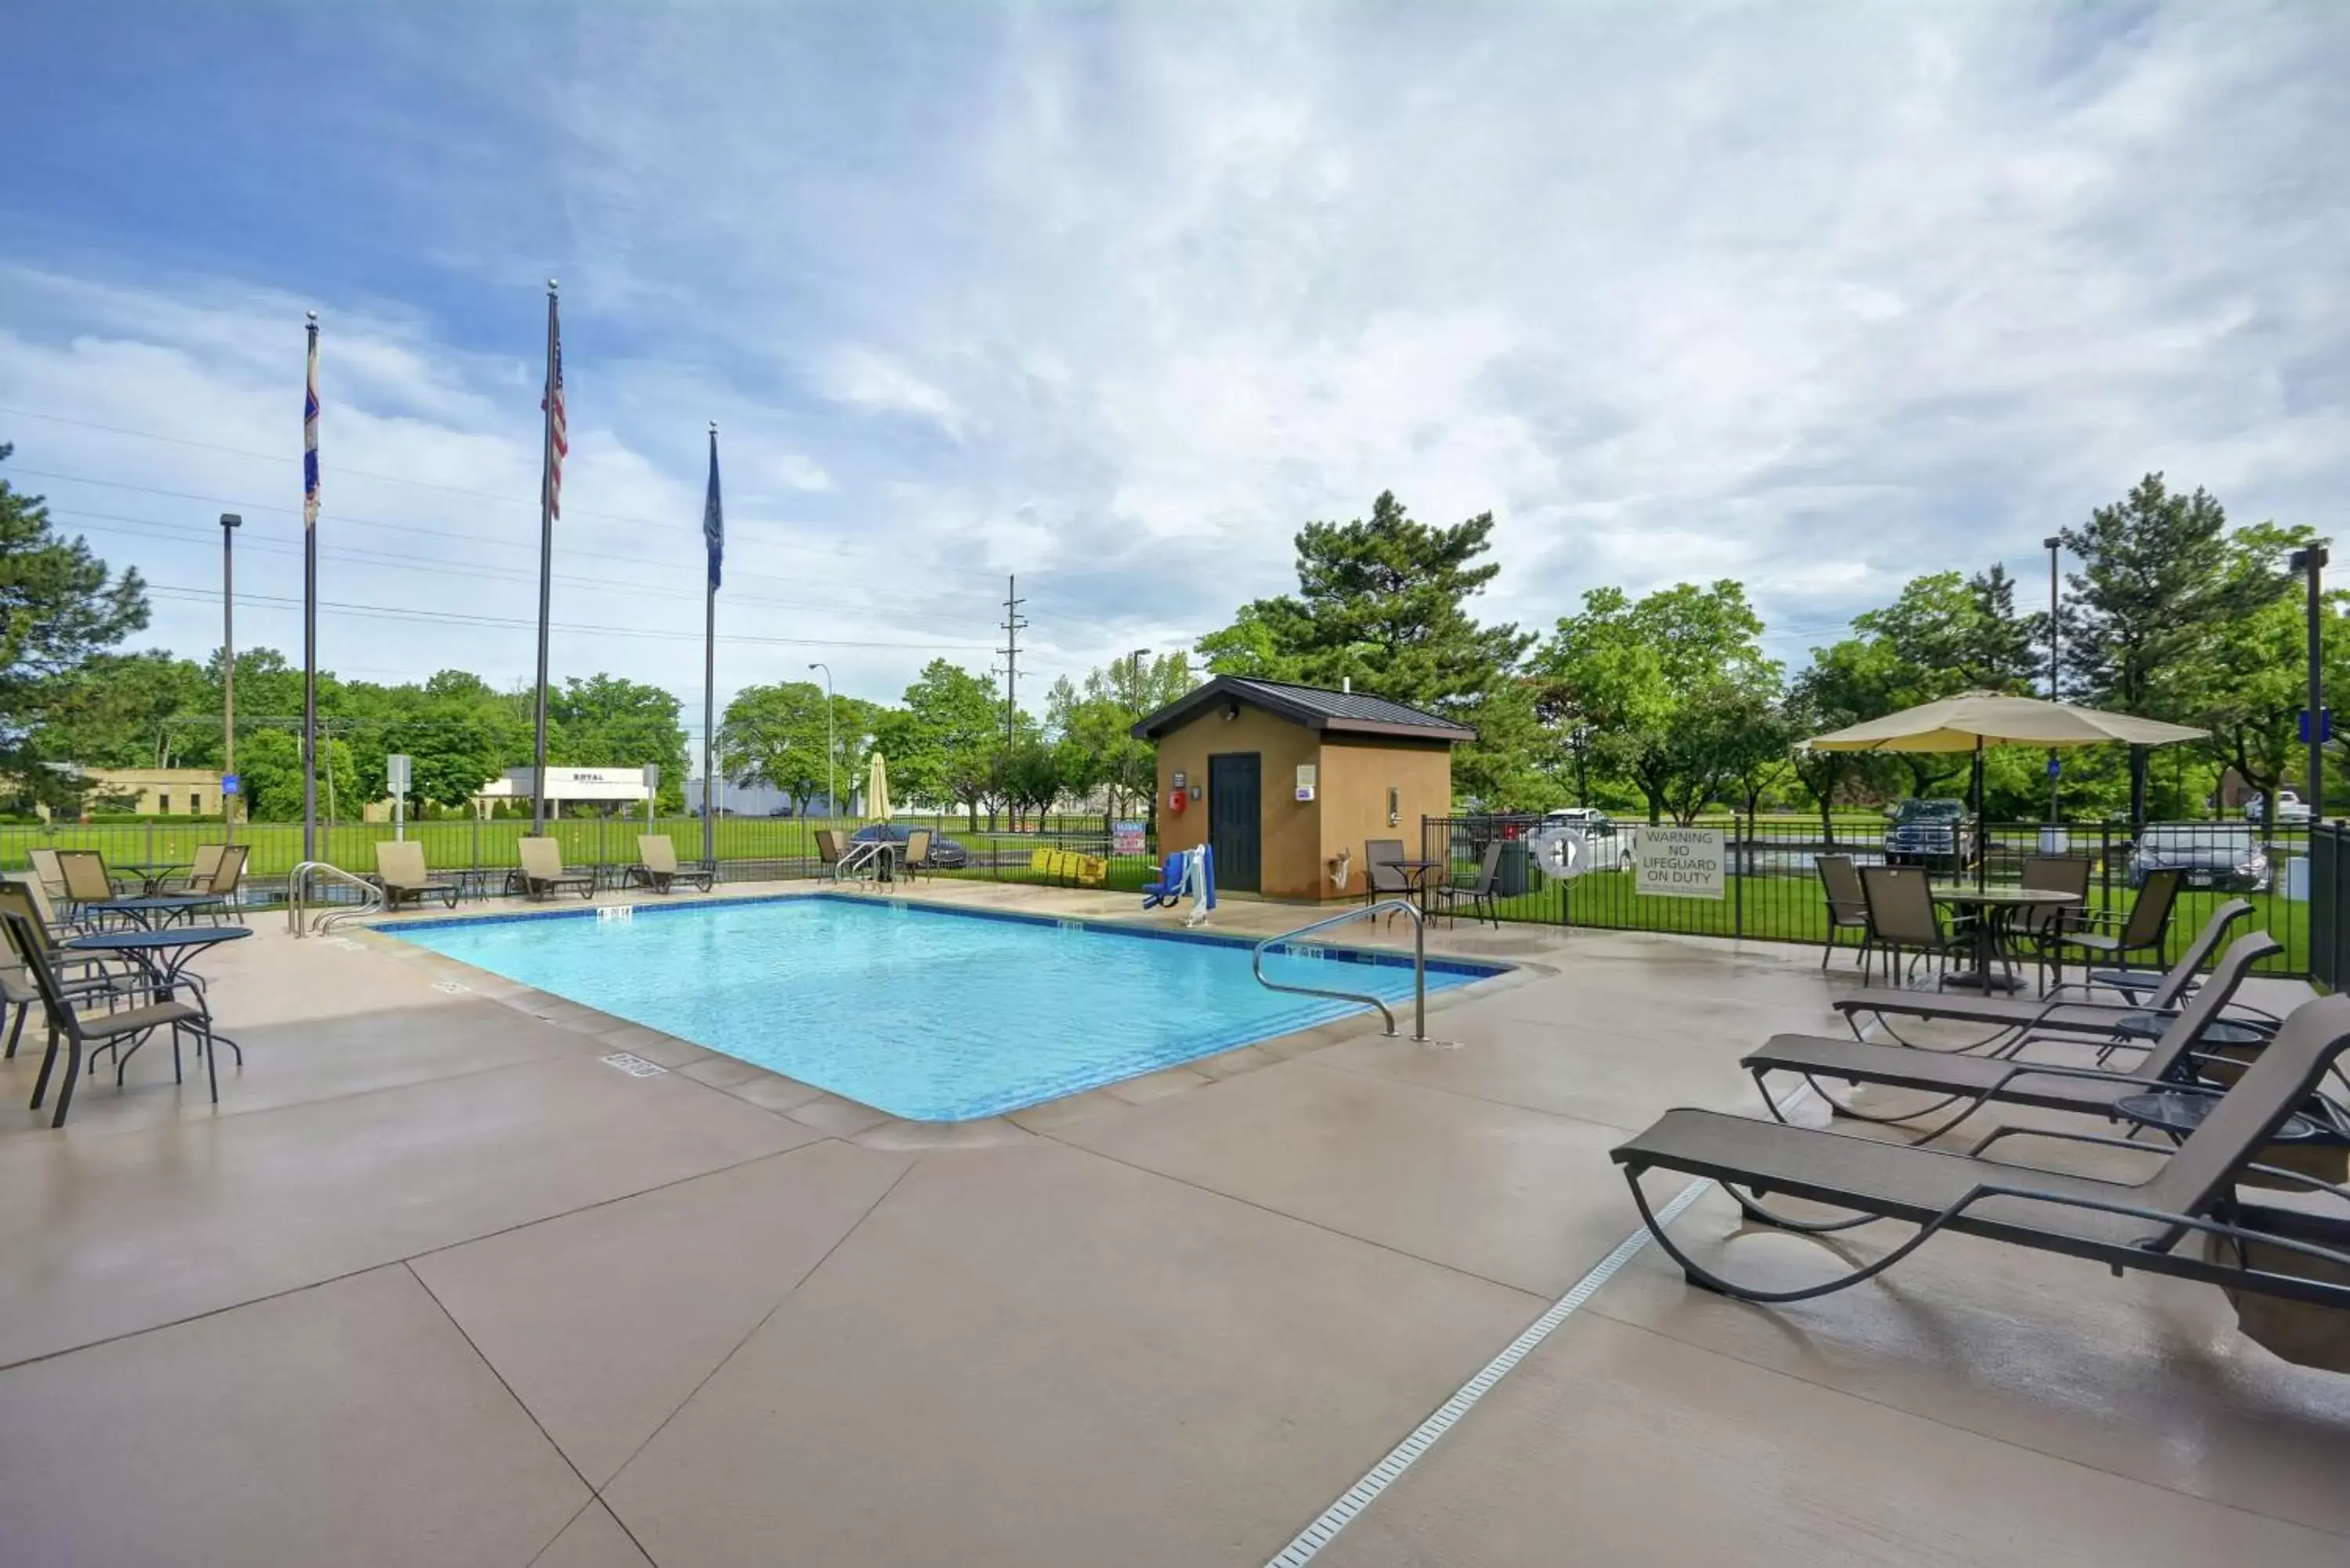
left=1974, top=738, right=1987, bottom=892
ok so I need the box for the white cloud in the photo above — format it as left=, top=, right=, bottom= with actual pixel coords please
left=6, top=0, right=2349, bottom=709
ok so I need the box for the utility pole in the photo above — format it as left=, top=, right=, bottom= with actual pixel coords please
left=998, top=575, right=1027, bottom=826
left=2293, top=544, right=2329, bottom=823
left=221, top=513, right=241, bottom=842
left=807, top=663, right=833, bottom=821
left=2044, top=535, right=2061, bottom=825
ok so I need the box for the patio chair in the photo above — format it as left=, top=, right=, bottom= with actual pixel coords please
left=56, top=849, right=128, bottom=912
left=4, top=910, right=225, bottom=1125
left=517, top=836, right=595, bottom=901
left=2053, top=869, right=2184, bottom=987
left=628, top=835, right=713, bottom=894
left=2014, top=854, right=2093, bottom=993
left=373, top=840, right=459, bottom=909
left=182, top=844, right=250, bottom=924
left=27, top=847, right=70, bottom=904
left=1432, top=838, right=1504, bottom=929
left=1610, top=991, right=2350, bottom=1310
left=2086, top=898, right=2257, bottom=1006
left=1829, top=898, right=2264, bottom=1051
left=814, top=829, right=847, bottom=882
left=159, top=844, right=226, bottom=894
left=1747, top=932, right=2285, bottom=1143
left=901, top=829, right=932, bottom=881
left=1814, top=854, right=1874, bottom=974
left=1858, top=864, right=1974, bottom=988
left=1364, top=838, right=1413, bottom=922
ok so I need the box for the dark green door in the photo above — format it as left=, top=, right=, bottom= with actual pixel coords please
left=1208, top=752, right=1261, bottom=893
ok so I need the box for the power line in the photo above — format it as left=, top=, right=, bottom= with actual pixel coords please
left=48, top=506, right=1004, bottom=631
left=11, top=463, right=1009, bottom=605
left=139, top=582, right=992, bottom=652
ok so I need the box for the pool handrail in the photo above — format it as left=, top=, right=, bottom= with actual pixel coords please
left=286, top=860, right=386, bottom=938
left=1253, top=898, right=1426, bottom=1042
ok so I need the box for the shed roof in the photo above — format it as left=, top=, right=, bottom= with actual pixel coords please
left=1131, top=676, right=1478, bottom=743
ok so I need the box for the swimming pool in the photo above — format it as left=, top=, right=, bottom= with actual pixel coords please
left=388, top=894, right=1501, bottom=1121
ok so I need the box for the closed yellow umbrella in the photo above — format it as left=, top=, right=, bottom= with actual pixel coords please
left=867, top=750, right=891, bottom=822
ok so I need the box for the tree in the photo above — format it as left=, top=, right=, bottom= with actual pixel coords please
left=1046, top=652, right=1196, bottom=828
left=1195, top=491, right=1536, bottom=804
left=0, top=446, right=150, bottom=811
left=720, top=681, right=836, bottom=807
left=877, top=659, right=1003, bottom=824
left=1535, top=581, right=1781, bottom=823
left=2182, top=523, right=2331, bottom=835
left=1195, top=606, right=1302, bottom=681
left=1784, top=639, right=1897, bottom=842
left=997, top=738, right=1063, bottom=820
left=548, top=674, right=689, bottom=810
left=2061, top=475, right=2280, bottom=717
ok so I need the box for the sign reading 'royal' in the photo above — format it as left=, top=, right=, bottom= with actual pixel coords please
left=1634, top=826, right=1726, bottom=901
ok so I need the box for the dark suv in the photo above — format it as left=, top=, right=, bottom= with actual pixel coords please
left=1882, top=799, right=1976, bottom=874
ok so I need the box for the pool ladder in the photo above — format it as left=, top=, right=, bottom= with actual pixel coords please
left=286, top=861, right=387, bottom=938
left=1252, top=899, right=1427, bottom=1042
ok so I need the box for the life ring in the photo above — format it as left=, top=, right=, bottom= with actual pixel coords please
left=1529, top=826, right=1589, bottom=880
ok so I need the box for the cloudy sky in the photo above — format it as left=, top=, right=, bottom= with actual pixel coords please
left=5, top=2, right=2346, bottom=735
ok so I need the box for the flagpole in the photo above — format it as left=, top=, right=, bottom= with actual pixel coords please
left=302, top=309, right=320, bottom=862
left=703, top=421, right=721, bottom=870
left=532, top=280, right=558, bottom=835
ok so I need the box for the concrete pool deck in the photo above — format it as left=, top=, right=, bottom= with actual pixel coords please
left=1, top=876, right=2345, bottom=1565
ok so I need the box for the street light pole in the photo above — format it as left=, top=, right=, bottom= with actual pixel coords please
left=2044, top=535, right=2061, bottom=824
left=221, top=513, right=241, bottom=843
left=2293, top=544, right=2329, bottom=823
left=808, top=663, right=834, bottom=822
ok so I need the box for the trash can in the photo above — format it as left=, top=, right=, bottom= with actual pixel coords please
left=1498, top=839, right=1531, bottom=899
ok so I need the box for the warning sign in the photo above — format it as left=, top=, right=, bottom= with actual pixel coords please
left=1634, top=826, right=1726, bottom=900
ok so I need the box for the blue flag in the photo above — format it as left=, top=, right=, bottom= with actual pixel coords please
left=702, top=424, right=723, bottom=591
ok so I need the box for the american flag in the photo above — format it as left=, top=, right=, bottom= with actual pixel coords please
left=541, top=295, right=567, bottom=518
left=302, top=319, right=320, bottom=529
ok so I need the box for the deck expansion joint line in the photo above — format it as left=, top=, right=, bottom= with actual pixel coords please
left=1261, top=1176, right=1715, bottom=1568
left=1260, top=1079, right=1819, bottom=1567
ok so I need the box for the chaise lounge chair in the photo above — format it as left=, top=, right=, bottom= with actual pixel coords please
left=1745, top=932, right=2286, bottom=1143
left=1611, top=992, right=2350, bottom=1310
left=1831, top=898, right=2261, bottom=1050
left=373, top=840, right=459, bottom=909
left=517, top=836, right=595, bottom=901
left=627, top=835, right=714, bottom=894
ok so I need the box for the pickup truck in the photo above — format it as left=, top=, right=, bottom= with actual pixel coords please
left=2243, top=790, right=2312, bottom=826
left=1882, top=799, right=1977, bottom=874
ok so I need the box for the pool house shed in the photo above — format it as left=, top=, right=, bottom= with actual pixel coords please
left=1131, top=677, right=1476, bottom=900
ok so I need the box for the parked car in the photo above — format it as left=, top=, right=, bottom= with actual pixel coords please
left=1882, top=798, right=1977, bottom=873
left=1541, top=807, right=1637, bottom=870
left=2131, top=822, right=2270, bottom=892
left=849, top=822, right=970, bottom=869
left=2243, top=790, right=2312, bottom=827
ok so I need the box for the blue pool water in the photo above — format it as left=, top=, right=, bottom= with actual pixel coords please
left=389, top=895, right=1500, bottom=1121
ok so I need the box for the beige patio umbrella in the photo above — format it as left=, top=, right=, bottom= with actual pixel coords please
left=1804, top=692, right=2207, bottom=889
left=866, top=750, right=891, bottom=822
left=1802, top=692, right=2207, bottom=753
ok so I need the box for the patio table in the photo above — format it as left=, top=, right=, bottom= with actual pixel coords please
left=75, top=894, right=218, bottom=930
left=58, top=925, right=251, bottom=1078
left=1391, top=858, right=1444, bottom=913
left=1929, top=886, right=2079, bottom=995
left=113, top=861, right=190, bottom=896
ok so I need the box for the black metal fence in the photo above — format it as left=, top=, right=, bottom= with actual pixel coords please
left=1419, top=813, right=2313, bottom=975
